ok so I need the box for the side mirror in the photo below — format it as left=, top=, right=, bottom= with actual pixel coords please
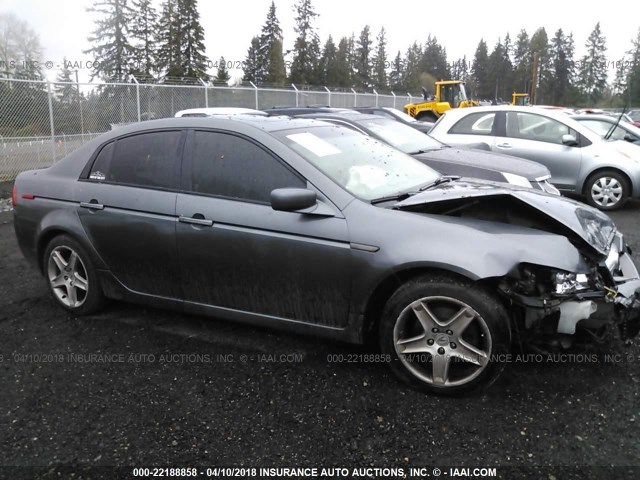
left=562, top=134, right=578, bottom=146
left=270, top=188, right=317, bottom=212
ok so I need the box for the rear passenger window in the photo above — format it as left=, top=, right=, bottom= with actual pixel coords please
left=89, top=142, right=115, bottom=180
left=89, top=131, right=182, bottom=188
left=191, top=131, right=304, bottom=202
left=449, top=112, right=496, bottom=135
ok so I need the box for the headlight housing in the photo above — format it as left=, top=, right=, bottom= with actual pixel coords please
left=512, top=264, right=594, bottom=296
left=575, top=207, right=615, bottom=253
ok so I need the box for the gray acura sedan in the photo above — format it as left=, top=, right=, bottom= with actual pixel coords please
left=12, top=116, right=640, bottom=395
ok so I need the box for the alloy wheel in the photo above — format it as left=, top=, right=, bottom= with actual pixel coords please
left=393, top=296, right=492, bottom=387
left=47, top=246, right=89, bottom=308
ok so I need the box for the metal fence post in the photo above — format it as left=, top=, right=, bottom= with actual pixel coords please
left=391, top=91, right=396, bottom=109
left=291, top=84, right=299, bottom=106
left=324, top=86, right=331, bottom=106
left=408, top=93, right=413, bottom=104
left=249, top=81, right=259, bottom=109
left=46, top=81, right=56, bottom=163
left=351, top=88, right=357, bottom=107
left=199, top=78, right=209, bottom=107
left=130, top=75, right=141, bottom=122
left=373, top=89, right=379, bottom=107
left=75, top=70, right=85, bottom=136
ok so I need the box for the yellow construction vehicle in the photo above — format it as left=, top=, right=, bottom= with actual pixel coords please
left=404, top=80, right=479, bottom=122
left=511, top=92, right=530, bottom=106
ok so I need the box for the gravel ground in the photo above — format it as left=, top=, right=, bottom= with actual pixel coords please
left=0, top=183, right=639, bottom=479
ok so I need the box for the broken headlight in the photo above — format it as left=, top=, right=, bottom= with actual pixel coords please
left=575, top=207, right=615, bottom=253
left=511, top=265, right=594, bottom=296
left=554, top=272, right=591, bottom=295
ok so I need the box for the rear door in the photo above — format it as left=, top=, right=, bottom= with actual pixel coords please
left=77, top=129, right=184, bottom=299
left=176, top=129, right=352, bottom=327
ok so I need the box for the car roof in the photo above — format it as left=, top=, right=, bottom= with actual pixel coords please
left=295, top=112, right=385, bottom=123
left=572, top=114, right=626, bottom=122
left=441, top=105, right=584, bottom=124
left=70, top=117, right=336, bottom=150
left=174, top=107, right=267, bottom=117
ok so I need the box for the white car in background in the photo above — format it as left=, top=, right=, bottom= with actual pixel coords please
left=174, top=107, right=267, bottom=117
left=429, top=106, right=640, bottom=210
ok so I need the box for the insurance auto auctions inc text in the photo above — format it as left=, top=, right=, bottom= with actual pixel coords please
left=202, top=466, right=497, bottom=478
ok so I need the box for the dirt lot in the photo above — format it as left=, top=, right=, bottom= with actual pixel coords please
left=1, top=183, right=639, bottom=479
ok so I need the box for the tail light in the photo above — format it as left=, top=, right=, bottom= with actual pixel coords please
left=11, top=184, right=17, bottom=207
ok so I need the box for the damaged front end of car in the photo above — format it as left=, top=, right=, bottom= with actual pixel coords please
left=498, top=231, right=640, bottom=348
left=394, top=179, right=640, bottom=349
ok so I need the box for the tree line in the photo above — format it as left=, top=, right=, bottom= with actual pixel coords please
left=244, top=1, right=640, bottom=107
left=2, top=0, right=640, bottom=110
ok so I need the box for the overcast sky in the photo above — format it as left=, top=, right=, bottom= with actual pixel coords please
left=2, top=0, right=639, bottom=84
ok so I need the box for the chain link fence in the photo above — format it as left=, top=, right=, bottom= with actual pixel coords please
left=0, top=77, right=416, bottom=180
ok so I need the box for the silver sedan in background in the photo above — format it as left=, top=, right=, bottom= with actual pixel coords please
left=429, top=106, right=640, bottom=210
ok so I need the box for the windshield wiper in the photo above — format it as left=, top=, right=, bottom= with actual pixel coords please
left=408, top=147, right=441, bottom=155
left=370, top=192, right=416, bottom=205
left=418, top=175, right=461, bottom=191
left=604, top=104, right=628, bottom=140
left=370, top=176, right=461, bottom=205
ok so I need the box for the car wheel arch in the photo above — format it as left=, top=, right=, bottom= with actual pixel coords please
left=37, top=226, right=103, bottom=276
left=582, top=167, right=632, bottom=191
left=582, top=167, right=633, bottom=198
left=361, top=266, right=480, bottom=343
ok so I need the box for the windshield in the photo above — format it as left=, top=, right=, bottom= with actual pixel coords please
left=459, top=83, right=468, bottom=102
left=274, top=125, right=440, bottom=200
left=358, top=118, right=444, bottom=154
left=578, top=118, right=640, bottom=141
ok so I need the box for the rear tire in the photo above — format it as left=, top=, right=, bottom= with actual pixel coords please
left=379, top=275, right=511, bottom=395
left=584, top=170, right=630, bottom=211
left=43, top=235, right=105, bottom=315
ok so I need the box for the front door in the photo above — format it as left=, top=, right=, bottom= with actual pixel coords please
left=176, top=129, right=352, bottom=327
left=496, top=111, right=583, bottom=190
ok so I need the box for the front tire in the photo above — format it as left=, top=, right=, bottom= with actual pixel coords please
left=379, top=275, right=511, bottom=395
left=44, top=235, right=105, bottom=315
left=584, top=170, right=630, bottom=210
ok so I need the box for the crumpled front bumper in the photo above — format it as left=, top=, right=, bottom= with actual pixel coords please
left=607, top=233, right=640, bottom=339
left=503, top=231, right=640, bottom=341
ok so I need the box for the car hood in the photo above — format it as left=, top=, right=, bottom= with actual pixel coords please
left=414, top=148, right=550, bottom=180
left=394, top=179, right=616, bottom=257
left=591, top=139, right=640, bottom=159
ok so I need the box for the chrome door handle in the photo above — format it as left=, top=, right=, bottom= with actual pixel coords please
left=80, top=201, right=104, bottom=210
left=496, top=143, right=512, bottom=148
left=178, top=215, right=213, bottom=227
